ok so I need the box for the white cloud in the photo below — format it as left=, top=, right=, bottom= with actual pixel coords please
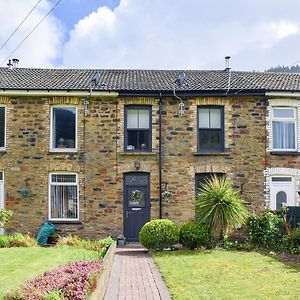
left=0, top=0, right=64, bottom=68
left=63, top=0, right=300, bottom=71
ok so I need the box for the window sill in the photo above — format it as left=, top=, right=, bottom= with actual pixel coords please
left=271, top=151, right=298, bottom=156
left=119, top=151, right=157, bottom=156
left=49, top=220, right=82, bottom=225
left=49, top=149, right=78, bottom=154
left=193, top=152, right=230, bottom=156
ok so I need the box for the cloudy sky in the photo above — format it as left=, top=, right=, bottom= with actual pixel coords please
left=0, top=0, right=299, bottom=71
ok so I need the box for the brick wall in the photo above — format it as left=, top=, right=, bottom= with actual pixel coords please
left=0, top=94, right=272, bottom=237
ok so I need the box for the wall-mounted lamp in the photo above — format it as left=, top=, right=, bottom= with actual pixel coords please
left=134, top=161, right=141, bottom=170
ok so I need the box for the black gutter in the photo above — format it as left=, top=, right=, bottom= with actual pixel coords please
left=118, top=90, right=266, bottom=97
left=158, top=92, right=163, bottom=219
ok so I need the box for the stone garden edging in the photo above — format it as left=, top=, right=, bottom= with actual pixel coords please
left=88, top=241, right=117, bottom=300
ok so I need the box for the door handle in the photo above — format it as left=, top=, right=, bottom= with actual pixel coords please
left=126, top=211, right=129, bottom=218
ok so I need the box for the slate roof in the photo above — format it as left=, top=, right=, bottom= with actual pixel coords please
left=1, top=67, right=300, bottom=94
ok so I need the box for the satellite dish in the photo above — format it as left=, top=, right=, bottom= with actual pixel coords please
left=174, top=72, right=186, bottom=87
left=91, top=71, right=101, bottom=87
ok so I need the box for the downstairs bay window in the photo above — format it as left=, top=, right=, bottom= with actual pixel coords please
left=49, top=173, right=79, bottom=221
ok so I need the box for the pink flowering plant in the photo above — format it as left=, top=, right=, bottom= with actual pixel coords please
left=6, top=260, right=102, bottom=300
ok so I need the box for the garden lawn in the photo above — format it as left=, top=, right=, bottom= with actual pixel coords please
left=0, top=246, right=100, bottom=297
left=153, top=250, right=300, bottom=300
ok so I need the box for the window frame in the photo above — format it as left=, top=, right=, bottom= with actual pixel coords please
left=197, top=105, right=224, bottom=153
left=48, top=172, right=79, bottom=221
left=271, top=107, right=297, bottom=152
left=124, top=105, right=152, bottom=152
left=50, top=106, right=78, bottom=152
left=0, top=171, right=4, bottom=210
left=0, top=106, right=6, bottom=151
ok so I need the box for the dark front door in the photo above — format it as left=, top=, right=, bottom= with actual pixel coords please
left=124, top=173, right=150, bottom=242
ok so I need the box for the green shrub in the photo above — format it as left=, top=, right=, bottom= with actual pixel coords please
left=196, top=176, right=248, bottom=241
left=0, top=209, right=13, bottom=230
left=285, top=227, right=300, bottom=254
left=222, top=239, right=253, bottom=251
left=179, top=221, right=214, bottom=249
left=0, top=233, right=37, bottom=248
left=139, top=219, right=179, bottom=250
left=247, top=210, right=285, bottom=250
left=56, top=235, right=113, bottom=257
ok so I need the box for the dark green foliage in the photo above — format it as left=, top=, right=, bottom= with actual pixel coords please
left=196, top=175, right=249, bottom=240
left=0, top=209, right=13, bottom=229
left=139, top=219, right=179, bottom=250
left=222, top=239, right=253, bottom=251
left=247, top=210, right=285, bottom=250
left=266, top=64, right=300, bottom=73
left=179, top=221, right=214, bottom=250
left=285, top=227, right=300, bottom=255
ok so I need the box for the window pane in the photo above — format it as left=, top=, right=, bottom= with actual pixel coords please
left=53, top=108, right=76, bottom=149
left=272, top=121, right=295, bottom=149
left=50, top=185, right=78, bottom=219
left=273, top=108, right=294, bottom=118
left=199, top=109, right=209, bottom=128
left=0, top=172, right=3, bottom=181
left=138, top=130, right=150, bottom=150
left=276, top=191, right=287, bottom=210
left=199, top=129, right=222, bottom=151
left=0, top=107, right=5, bottom=148
left=210, top=109, right=221, bottom=128
left=138, top=109, right=150, bottom=128
left=51, top=174, right=77, bottom=183
left=127, top=110, right=139, bottom=128
left=127, top=130, right=139, bottom=150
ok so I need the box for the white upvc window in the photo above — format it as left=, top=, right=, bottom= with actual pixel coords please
left=0, top=106, right=6, bottom=151
left=49, top=173, right=79, bottom=221
left=272, top=107, right=296, bottom=151
left=50, top=107, right=77, bottom=152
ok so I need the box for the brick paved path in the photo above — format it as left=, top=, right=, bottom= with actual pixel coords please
left=103, top=244, right=171, bottom=300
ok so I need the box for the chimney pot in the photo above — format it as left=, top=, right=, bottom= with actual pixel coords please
left=225, top=56, right=231, bottom=71
left=12, top=58, right=19, bottom=68
left=7, top=59, right=13, bottom=69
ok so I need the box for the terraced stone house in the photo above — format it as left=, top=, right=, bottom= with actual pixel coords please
left=1, top=67, right=300, bottom=240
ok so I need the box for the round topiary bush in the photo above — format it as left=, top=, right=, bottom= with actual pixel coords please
left=179, top=221, right=214, bottom=250
left=139, top=219, right=179, bottom=250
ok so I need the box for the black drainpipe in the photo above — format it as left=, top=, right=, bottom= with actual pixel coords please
left=159, top=92, right=163, bottom=219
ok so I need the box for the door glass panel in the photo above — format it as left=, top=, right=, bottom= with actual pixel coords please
left=199, top=109, right=209, bottom=128
left=272, top=177, right=292, bottom=182
left=128, top=189, right=145, bottom=208
left=125, top=174, right=148, bottom=186
left=276, top=191, right=287, bottom=210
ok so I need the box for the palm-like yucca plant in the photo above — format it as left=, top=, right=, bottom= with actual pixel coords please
left=196, top=175, right=248, bottom=241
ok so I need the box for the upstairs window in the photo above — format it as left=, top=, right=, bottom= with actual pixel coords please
left=51, top=107, right=77, bottom=151
left=272, top=108, right=296, bottom=151
left=198, top=106, right=224, bottom=152
left=49, top=173, right=79, bottom=220
left=125, top=106, right=151, bottom=151
left=0, top=107, right=5, bottom=150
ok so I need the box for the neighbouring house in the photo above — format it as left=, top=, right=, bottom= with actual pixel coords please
left=1, top=66, right=300, bottom=241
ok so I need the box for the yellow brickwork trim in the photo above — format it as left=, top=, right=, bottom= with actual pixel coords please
left=194, top=97, right=229, bottom=106
left=49, top=97, right=79, bottom=105
left=47, top=163, right=81, bottom=173
left=194, top=165, right=229, bottom=174
left=0, top=96, right=10, bottom=104
left=120, top=97, right=158, bottom=105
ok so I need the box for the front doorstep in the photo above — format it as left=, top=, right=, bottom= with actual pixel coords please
left=88, top=241, right=117, bottom=300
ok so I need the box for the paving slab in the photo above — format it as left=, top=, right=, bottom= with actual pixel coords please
left=103, top=244, right=171, bottom=300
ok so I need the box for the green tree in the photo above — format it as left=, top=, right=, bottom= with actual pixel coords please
left=196, top=175, right=248, bottom=241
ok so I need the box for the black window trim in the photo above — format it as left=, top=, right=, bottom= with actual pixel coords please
left=124, top=105, right=152, bottom=152
left=197, top=105, right=224, bottom=153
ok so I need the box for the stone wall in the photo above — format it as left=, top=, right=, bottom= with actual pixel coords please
left=0, top=94, right=272, bottom=237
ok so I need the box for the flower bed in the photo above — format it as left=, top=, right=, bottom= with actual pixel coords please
left=5, top=260, right=102, bottom=300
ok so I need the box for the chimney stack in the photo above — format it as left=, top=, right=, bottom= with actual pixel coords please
left=225, top=56, right=231, bottom=71
left=7, top=59, right=13, bottom=69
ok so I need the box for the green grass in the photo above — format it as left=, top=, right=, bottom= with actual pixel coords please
left=0, top=246, right=100, bottom=297
left=153, top=250, right=300, bottom=300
